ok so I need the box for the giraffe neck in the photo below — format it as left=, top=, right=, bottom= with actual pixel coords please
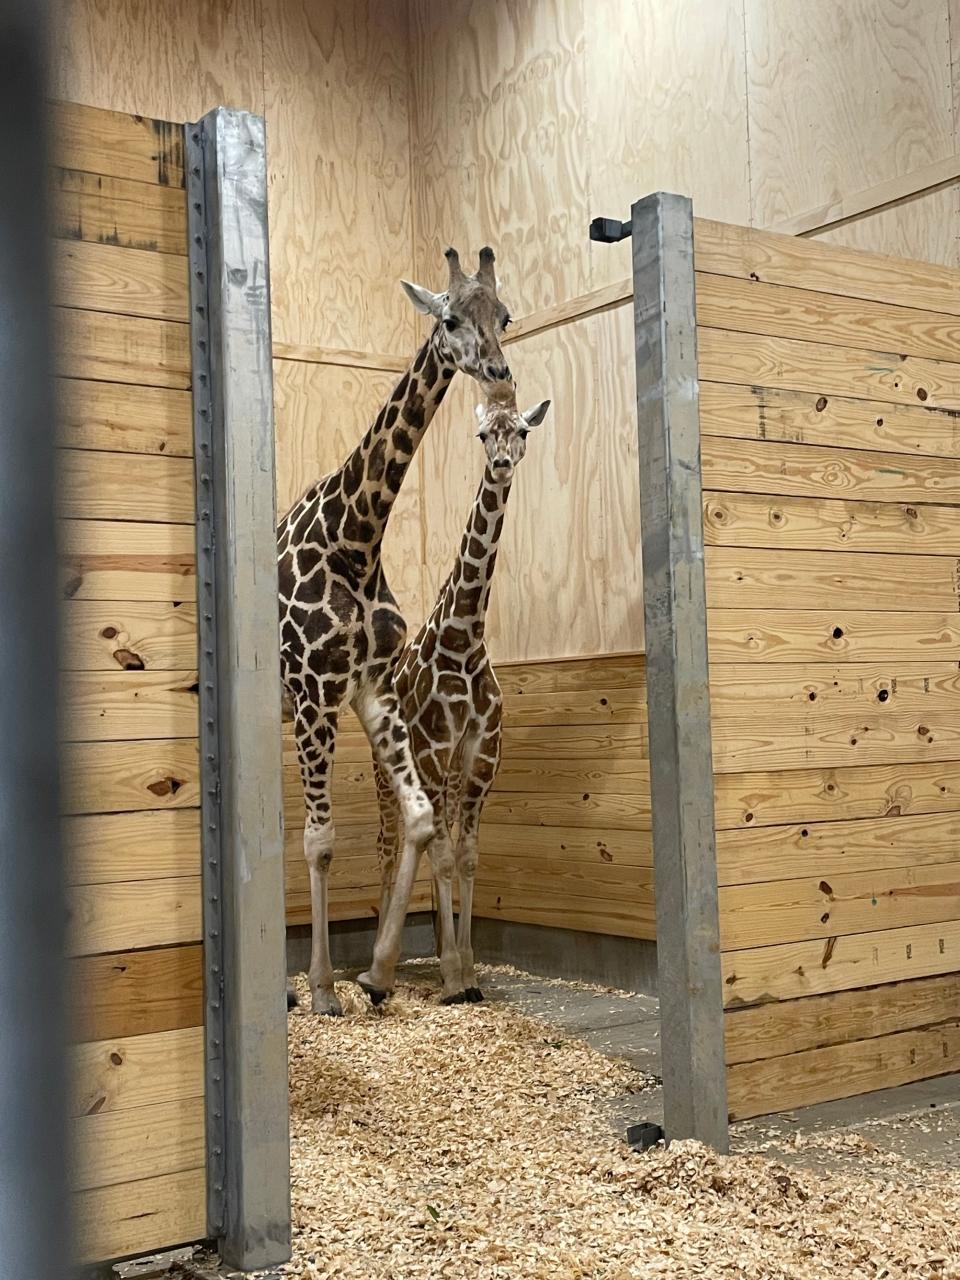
left=338, top=326, right=454, bottom=546
left=441, top=466, right=512, bottom=643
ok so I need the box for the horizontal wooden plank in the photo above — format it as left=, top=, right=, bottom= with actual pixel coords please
left=494, top=653, right=645, bottom=695
left=501, top=723, right=648, bottom=759
left=478, top=853, right=654, bottom=902
left=60, top=449, right=195, bottom=523
left=58, top=377, right=192, bottom=457
left=285, top=868, right=432, bottom=926
left=694, top=217, right=960, bottom=318
left=54, top=165, right=187, bottom=255
left=699, top=382, right=960, bottom=459
left=714, top=760, right=960, bottom=831
left=480, top=822, right=652, bottom=867
left=62, top=669, right=198, bottom=742
left=500, top=687, right=645, bottom=727
left=58, top=307, right=191, bottom=389
left=494, top=757, right=651, bottom=797
left=702, top=435, right=960, bottom=506
left=707, top=608, right=960, bottom=664
left=705, top=546, right=960, bottom=611
left=696, top=272, right=960, bottom=364
left=283, top=776, right=652, bottom=832
left=62, top=738, right=200, bottom=815
left=725, top=973, right=960, bottom=1065
left=727, top=1019, right=960, bottom=1121
left=483, top=789, right=651, bottom=831
left=722, top=919, right=960, bottom=1006
left=67, top=809, right=200, bottom=884
left=710, top=661, right=960, bottom=707
left=72, top=1094, right=204, bottom=1192
left=710, top=662, right=960, bottom=770
left=60, top=518, right=196, bottom=602
left=73, top=1166, right=205, bottom=1266
left=69, top=876, right=202, bottom=955
left=699, top=328, right=960, bottom=412
left=71, top=1026, right=204, bottom=1118
left=72, top=943, right=203, bottom=1044
left=62, top=599, right=197, bottom=671
left=705, top=490, right=960, bottom=556
left=55, top=239, right=188, bottom=322
left=721, top=862, right=960, bottom=950
left=52, top=101, right=184, bottom=188
left=474, top=884, right=656, bottom=940
left=717, top=811, right=960, bottom=886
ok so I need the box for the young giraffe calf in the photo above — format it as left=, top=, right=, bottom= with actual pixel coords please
left=366, top=382, right=550, bottom=1004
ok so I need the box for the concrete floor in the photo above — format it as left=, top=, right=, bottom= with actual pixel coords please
left=468, top=959, right=960, bottom=1179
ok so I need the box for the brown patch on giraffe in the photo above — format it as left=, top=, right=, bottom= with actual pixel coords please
left=473, top=511, right=488, bottom=537
left=393, top=426, right=414, bottom=455
left=372, top=607, right=406, bottom=658
left=481, top=486, right=498, bottom=513
left=455, top=586, right=482, bottom=617
left=437, top=673, right=467, bottom=699
left=422, top=349, right=438, bottom=386
left=440, top=623, right=471, bottom=654
left=278, top=551, right=295, bottom=599
left=460, top=560, right=480, bottom=584
left=367, top=438, right=387, bottom=482
left=343, top=508, right=375, bottom=544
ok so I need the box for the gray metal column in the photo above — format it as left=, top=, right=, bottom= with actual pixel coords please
left=0, top=2, right=70, bottom=1277
left=186, top=107, right=290, bottom=1270
left=630, top=192, right=727, bottom=1151
left=591, top=194, right=728, bottom=1151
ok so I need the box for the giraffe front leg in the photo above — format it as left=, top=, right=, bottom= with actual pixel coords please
left=294, top=705, right=343, bottom=1016
left=427, top=818, right=466, bottom=1003
left=456, top=806, right=484, bottom=1002
left=353, top=687, right=436, bottom=1001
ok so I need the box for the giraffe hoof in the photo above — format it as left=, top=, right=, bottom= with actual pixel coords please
left=357, top=978, right=390, bottom=1007
left=310, top=991, right=344, bottom=1017
left=464, top=987, right=484, bottom=1003
left=441, top=991, right=468, bottom=1005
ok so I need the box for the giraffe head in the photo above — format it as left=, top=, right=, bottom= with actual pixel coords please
left=474, top=380, right=550, bottom=483
left=401, top=247, right=512, bottom=387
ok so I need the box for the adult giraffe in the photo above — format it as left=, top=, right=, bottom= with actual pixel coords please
left=279, top=247, right=513, bottom=1015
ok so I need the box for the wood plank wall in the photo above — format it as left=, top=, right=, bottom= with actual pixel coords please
left=694, top=218, right=960, bottom=1120
left=283, top=653, right=652, bottom=942
left=56, top=101, right=206, bottom=1265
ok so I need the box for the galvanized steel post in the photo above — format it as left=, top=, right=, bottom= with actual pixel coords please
left=186, top=107, right=290, bottom=1269
left=629, top=192, right=728, bottom=1151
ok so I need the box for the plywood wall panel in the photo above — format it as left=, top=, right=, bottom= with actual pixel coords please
left=744, top=0, right=955, bottom=228
left=262, top=0, right=416, bottom=355
left=51, top=0, right=263, bottom=122
left=410, top=0, right=590, bottom=322
left=585, top=0, right=750, bottom=289
left=811, top=185, right=960, bottom=269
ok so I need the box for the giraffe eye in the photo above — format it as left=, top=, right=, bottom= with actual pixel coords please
left=502, top=312, right=512, bottom=329
left=444, top=316, right=459, bottom=332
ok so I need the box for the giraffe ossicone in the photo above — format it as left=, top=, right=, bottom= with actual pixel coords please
left=279, top=247, right=514, bottom=1016
left=359, top=382, right=551, bottom=1004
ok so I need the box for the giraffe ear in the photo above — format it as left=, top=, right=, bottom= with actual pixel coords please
left=401, top=280, right=445, bottom=317
left=521, top=399, right=551, bottom=429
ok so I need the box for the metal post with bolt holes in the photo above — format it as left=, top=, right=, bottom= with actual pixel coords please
left=0, top=3, right=71, bottom=1278
left=186, top=106, right=291, bottom=1270
left=590, top=193, right=729, bottom=1152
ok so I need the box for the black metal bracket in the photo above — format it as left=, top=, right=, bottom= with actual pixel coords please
left=626, top=1121, right=665, bottom=1152
left=589, top=215, right=632, bottom=244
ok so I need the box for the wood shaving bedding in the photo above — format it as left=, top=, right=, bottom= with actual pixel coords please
left=224, top=969, right=960, bottom=1279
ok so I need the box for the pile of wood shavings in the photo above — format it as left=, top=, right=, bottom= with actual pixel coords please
left=267, top=972, right=959, bottom=1280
